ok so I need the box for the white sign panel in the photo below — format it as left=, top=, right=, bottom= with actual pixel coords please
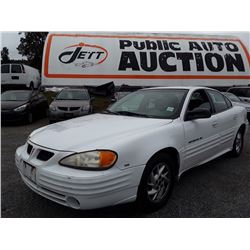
left=43, top=33, right=250, bottom=86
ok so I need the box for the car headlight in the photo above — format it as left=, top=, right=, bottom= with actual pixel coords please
left=81, top=104, right=90, bottom=111
left=59, top=150, right=117, bottom=170
left=14, top=104, right=28, bottom=112
left=49, top=105, right=56, bottom=111
left=246, top=107, right=250, bottom=112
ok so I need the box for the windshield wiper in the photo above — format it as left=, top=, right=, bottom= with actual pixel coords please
left=101, top=109, right=120, bottom=115
left=115, top=111, right=150, bottom=118
left=102, top=110, right=151, bottom=118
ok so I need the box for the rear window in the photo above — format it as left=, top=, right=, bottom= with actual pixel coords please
left=224, top=96, right=233, bottom=108
left=207, top=90, right=230, bottom=113
left=1, top=64, right=10, bottom=73
left=11, top=65, right=22, bottom=73
left=223, top=92, right=241, bottom=102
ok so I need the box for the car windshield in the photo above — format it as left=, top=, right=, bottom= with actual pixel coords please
left=108, top=89, right=188, bottom=119
left=1, top=91, right=31, bottom=101
left=224, top=92, right=241, bottom=102
left=56, top=90, right=89, bottom=100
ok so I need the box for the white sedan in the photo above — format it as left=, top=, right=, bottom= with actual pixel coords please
left=15, top=87, right=248, bottom=210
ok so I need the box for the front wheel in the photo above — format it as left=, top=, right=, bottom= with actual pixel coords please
left=137, top=153, right=175, bottom=211
left=29, top=82, right=34, bottom=90
left=27, top=111, right=33, bottom=124
left=231, top=129, right=244, bottom=157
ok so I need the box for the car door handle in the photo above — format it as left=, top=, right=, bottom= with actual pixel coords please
left=233, top=115, right=237, bottom=121
left=212, top=122, right=219, bottom=128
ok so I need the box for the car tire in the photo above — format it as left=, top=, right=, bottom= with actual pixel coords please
left=44, top=108, right=49, bottom=117
left=27, top=112, right=33, bottom=124
left=29, top=82, right=34, bottom=90
left=137, top=153, right=175, bottom=211
left=231, top=128, right=244, bottom=157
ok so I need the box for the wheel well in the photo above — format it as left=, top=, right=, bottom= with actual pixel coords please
left=239, top=124, right=246, bottom=135
left=147, top=147, right=180, bottom=178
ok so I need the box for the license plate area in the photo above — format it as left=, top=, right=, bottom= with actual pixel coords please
left=64, top=113, right=73, bottom=118
left=22, top=161, right=36, bottom=184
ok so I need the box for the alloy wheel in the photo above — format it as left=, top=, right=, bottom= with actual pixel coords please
left=235, top=131, right=242, bottom=154
left=147, top=163, right=171, bottom=203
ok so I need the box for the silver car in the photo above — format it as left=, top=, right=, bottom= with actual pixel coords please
left=49, top=88, right=92, bottom=123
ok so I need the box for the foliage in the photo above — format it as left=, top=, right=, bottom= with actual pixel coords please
left=1, top=47, right=10, bottom=63
left=17, top=32, right=48, bottom=70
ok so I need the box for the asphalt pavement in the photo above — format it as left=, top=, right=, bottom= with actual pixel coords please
left=1, top=118, right=250, bottom=217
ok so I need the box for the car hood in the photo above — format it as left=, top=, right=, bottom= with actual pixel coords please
left=1, top=101, right=28, bottom=110
left=29, top=113, right=172, bottom=151
left=52, top=100, right=90, bottom=107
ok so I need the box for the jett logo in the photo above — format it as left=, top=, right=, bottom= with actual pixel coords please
left=58, top=42, right=108, bottom=68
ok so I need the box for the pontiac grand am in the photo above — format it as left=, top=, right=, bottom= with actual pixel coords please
left=15, top=87, right=248, bottom=210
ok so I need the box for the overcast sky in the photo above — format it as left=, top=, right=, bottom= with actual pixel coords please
left=1, top=32, right=26, bottom=59
left=1, top=31, right=249, bottom=60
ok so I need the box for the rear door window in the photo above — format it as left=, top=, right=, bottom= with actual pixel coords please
left=1, top=64, right=10, bottom=73
left=11, top=64, right=22, bottom=73
left=207, top=90, right=229, bottom=113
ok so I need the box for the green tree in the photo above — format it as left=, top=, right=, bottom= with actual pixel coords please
left=1, top=47, right=10, bottom=63
left=17, top=32, right=48, bottom=70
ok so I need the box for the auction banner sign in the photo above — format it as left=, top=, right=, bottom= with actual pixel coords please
left=42, top=33, right=250, bottom=86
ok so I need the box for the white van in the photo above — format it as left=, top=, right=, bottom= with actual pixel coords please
left=1, top=63, right=41, bottom=89
left=42, top=32, right=250, bottom=88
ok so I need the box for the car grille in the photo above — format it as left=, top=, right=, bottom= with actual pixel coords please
left=70, top=107, right=80, bottom=111
left=37, top=150, right=54, bottom=161
left=58, top=107, right=68, bottom=111
left=27, top=143, right=54, bottom=161
left=27, top=143, right=33, bottom=154
left=58, top=107, right=80, bottom=111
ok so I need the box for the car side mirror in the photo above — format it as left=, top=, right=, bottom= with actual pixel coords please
left=90, top=97, right=95, bottom=101
left=186, top=108, right=211, bottom=121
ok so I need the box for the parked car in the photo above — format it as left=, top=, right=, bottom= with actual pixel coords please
left=15, top=87, right=248, bottom=210
left=222, top=92, right=250, bottom=121
left=227, top=86, right=250, bottom=103
left=1, top=63, right=41, bottom=90
left=48, top=88, right=93, bottom=123
left=1, top=90, right=48, bottom=124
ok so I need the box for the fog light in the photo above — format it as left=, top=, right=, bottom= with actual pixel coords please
left=66, top=196, right=80, bottom=209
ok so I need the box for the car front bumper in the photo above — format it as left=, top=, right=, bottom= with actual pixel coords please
left=15, top=142, right=145, bottom=209
left=1, top=110, right=28, bottom=123
left=49, top=110, right=90, bottom=122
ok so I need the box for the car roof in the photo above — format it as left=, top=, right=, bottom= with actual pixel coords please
left=143, top=86, right=212, bottom=91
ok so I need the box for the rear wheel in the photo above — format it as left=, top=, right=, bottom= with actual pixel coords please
left=231, top=129, right=244, bottom=157
left=137, top=153, right=175, bottom=211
